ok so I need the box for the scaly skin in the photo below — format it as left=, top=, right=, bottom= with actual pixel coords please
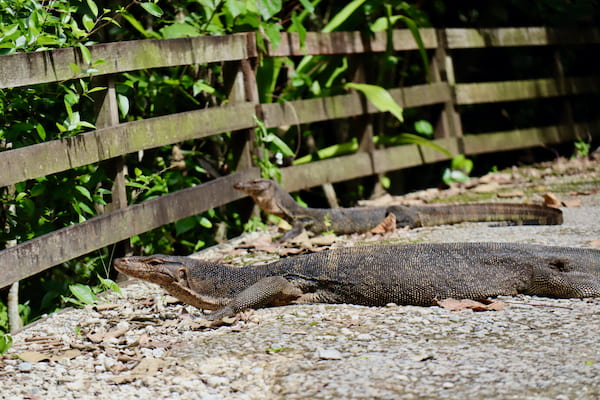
left=114, top=242, right=600, bottom=319
left=233, top=179, right=563, bottom=240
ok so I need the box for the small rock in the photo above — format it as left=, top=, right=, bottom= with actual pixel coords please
left=317, top=348, right=343, bottom=360
left=18, top=362, right=34, bottom=373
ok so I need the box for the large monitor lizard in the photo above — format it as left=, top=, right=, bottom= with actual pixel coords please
left=114, top=242, right=600, bottom=320
left=234, top=179, right=563, bottom=240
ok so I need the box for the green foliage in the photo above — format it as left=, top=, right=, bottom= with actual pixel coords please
left=442, top=155, right=474, bottom=185
left=0, top=333, right=12, bottom=355
left=344, top=83, right=404, bottom=122
left=573, top=138, right=590, bottom=159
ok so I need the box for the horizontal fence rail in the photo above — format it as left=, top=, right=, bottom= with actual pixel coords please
left=1, top=27, right=599, bottom=288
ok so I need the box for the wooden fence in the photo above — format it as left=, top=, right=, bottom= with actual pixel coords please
left=1, top=27, right=599, bottom=289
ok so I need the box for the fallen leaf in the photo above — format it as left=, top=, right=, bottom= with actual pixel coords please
left=497, top=190, right=524, bottom=198
left=370, top=213, right=396, bottom=234
left=110, top=358, right=167, bottom=384
left=473, top=182, right=500, bottom=193
left=310, top=233, right=337, bottom=246
left=435, top=298, right=504, bottom=312
left=17, top=351, right=50, bottom=363
left=561, top=199, right=581, bottom=208
left=542, top=193, right=562, bottom=208
left=587, top=239, right=600, bottom=247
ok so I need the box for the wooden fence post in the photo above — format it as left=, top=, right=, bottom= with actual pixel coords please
left=432, top=29, right=464, bottom=152
left=93, top=76, right=129, bottom=256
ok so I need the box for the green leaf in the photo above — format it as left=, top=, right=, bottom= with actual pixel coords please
left=117, top=94, right=129, bottom=118
left=82, top=14, right=95, bottom=32
left=265, top=133, right=294, bottom=157
left=175, top=217, right=197, bottom=236
left=199, top=216, right=213, bottom=229
left=322, top=0, right=366, bottom=32
left=345, top=82, right=403, bottom=122
left=192, top=80, right=215, bottom=96
left=140, top=2, right=164, bottom=18
left=86, top=0, right=99, bottom=17
left=262, top=21, right=282, bottom=50
left=97, top=275, right=122, bottom=294
left=160, top=23, right=199, bottom=39
left=76, top=43, right=91, bottom=65
left=257, top=0, right=282, bottom=20
left=414, top=120, right=433, bottom=137
left=75, top=185, right=92, bottom=201
left=297, top=0, right=315, bottom=14
left=396, top=15, right=429, bottom=78
left=0, top=334, right=12, bottom=355
left=68, top=284, right=99, bottom=306
left=35, top=123, right=46, bottom=141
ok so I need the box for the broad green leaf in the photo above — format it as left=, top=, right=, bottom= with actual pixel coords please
left=121, top=11, right=156, bottom=38
left=263, top=132, right=294, bottom=156
left=140, top=2, right=164, bottom=18
left=262, top=21, right=282, bottom=50
left=35, top=123, right=46, bottom=141
left=82, top=14, right=95, bottom=32
left=192, top=80, right=215, bottom=96
left=414, top=120, right=434, bottom=137
left=97, top=275, right=122, bottom=294
left=75, top=185, right=92, bottom=201
left=117, top=94, right=129, bottom=118
left=86, top=0, right=99, bottom=17
left=199, top=216, right=213, bottom=228
left=76, top=43, right=91, bottom=65
left=297, top=0, right=315, bottom=14
left=69, top=284, right=99, bottom=305
left=175, top=217, right=197, bottom=236
left=257, top=0, right=282, bottom=20
left=0, top=334, right=12, bottom=355
left=160, top=23, right=199, bottom=39
left=289, top=12, right=307, bottom=49
left=78, top=202, right=95, bottom=215
left=345, top=82, right=403, bottom=122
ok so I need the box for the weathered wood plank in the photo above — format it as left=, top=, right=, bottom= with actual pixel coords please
left=262, top=83, right=451, bottom=128
left=269, top=29, right=438, bottom=57
left=456, top=77, right=600, bottom=105
left=446, top=27, right=600, bottom=49
left=280, top=136, right=459, bottom=191
left=0, top=34, right=251, bottom=89
left=0, top=103, right=256, bottom=187
left=0, top=168, right=260, bottom=289
left=463, top=121, right=600, bottom=155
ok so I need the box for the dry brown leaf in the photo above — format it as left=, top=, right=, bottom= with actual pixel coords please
left=310, top=233, right=337, bottom=246
left=111, top=358, right=167, bottom=384
left=17, top=351, right=50, bottom=363
left=370, top=213, right=396, bottom=234
left=542, top=193, right=562, bottom=208
left=17, top=349, right=81, bottom=363
left=473, top=182, right=500, bottom=193
left=497, top=190, right=524, bottom=198
left=288, top=231, right=313, bottom=249
left=587, top=239, right=600, bottom=247
left=436, top=298, right=504, bottom=312
left=562, top=199, right=581, bottom=208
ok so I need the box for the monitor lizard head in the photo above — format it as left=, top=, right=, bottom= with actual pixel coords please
left=113, top=255, right=229, bottom=310
left=234, top=179, right=298, bottom=221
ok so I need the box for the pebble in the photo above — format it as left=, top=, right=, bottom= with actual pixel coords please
left=317, top=348, right=343, bottom=360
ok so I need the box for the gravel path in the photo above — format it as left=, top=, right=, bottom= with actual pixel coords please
left=1, top=161, right=599, bottom=400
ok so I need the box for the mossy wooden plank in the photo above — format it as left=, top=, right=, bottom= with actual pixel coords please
left=0, top=103, right=256, bottom=187
left=280, top=153, right=374, bottom=191
left=0, top=34, right=250, bottom=89
left=0, top=169, right=260, bottom=289
left=463, top=122, right=600, bottom=155
left=262, top=83, right=450, bottom=128
left=456, top=77, right=600, bottom=105
left=269, top=29, right=438, bottom=57
left=446, top=27, right=600, bottom=49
